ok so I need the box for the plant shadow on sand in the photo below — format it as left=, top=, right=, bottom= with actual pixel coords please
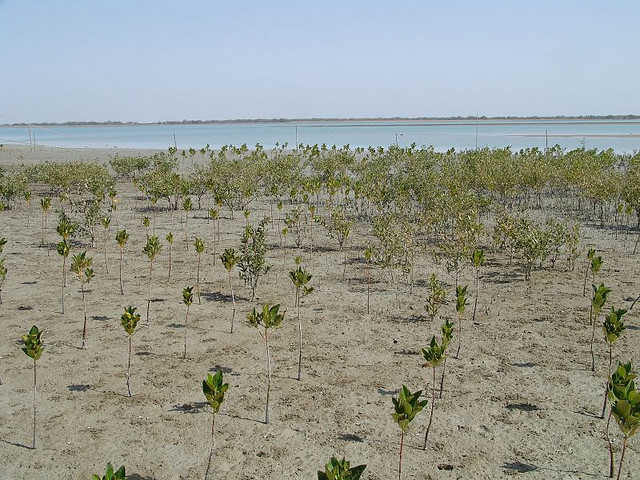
left=67, top=384, right=91, bottom=392
left=0, top=438, right=33, bottom=450
left=201, top=291, right=249, bottom=304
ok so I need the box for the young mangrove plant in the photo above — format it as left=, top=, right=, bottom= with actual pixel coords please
left=392, top=385, right=428, bottom=480
left=40, top=196, right=51, bottom=249
left=203, top=370, right=229, bottom=480
left=608, top=361, right=640, bottom=480
left=247, top=303, right=285, bottom=424
left=601, top=307, right=627, bottom=418
left=166, top=231, right=174, bottom=281
left=194, top=237, right=204, bottom=304
left=289, top=265, right=314, bottom=380
left=91, top=463, right=126, bottom=480
left=115, top=229, right=128, bottom=295
left=21, top=325, right=44, bottom=449
left=425, top=273, right=447, bottom=322
left=239, top=217, right=272, bottom=301
left=317, top=457, right=367, bottom=480
left=471, top=248, right=485, bottom=325
left=56, top=217, right=75, bottom=289
left=182, top=286, right=193, bottom=359
left=606, top=362, right=636, bottom=477
left=220, top=248, right=239, bottom=333
left=583, top=248, right=602, bottom=296
left=422, top=332, right=449, bottom=449
left=364, top=246, right=373, bottom=314
left=182, top=196, right=192, bottom=246
left=143, top=235, right=162, bottom=324
left=120, top=306, right=140, bottom=397
left=590, top=283, right=611, bottom=371
left=56, top=239, right=70, bottom=313
left=439, top=318, right=455, bottom=398
left=454, top=284, right=468, bottom=359
left=71, top=251, right=94, bottom=349
left=101, top=216, right=111, bottom=273
left=0, top=257, right=6, bottom=305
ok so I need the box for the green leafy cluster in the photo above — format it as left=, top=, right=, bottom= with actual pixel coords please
left=247, top=303, right=285, bottom=331
left=203, top=370, right=229, bottom=414
left=91, top=463, right=125, bottom=480
left=318, top=457, right=367, bottom=480
left=22, top=325, right=44, bottom=361
left=603, top=307, right=627, bottom=345
left=608, top=362, right=640, bottom=439
left=392, top=385, right=428, bottom=432
left=120, top=306, right=140, bottom=337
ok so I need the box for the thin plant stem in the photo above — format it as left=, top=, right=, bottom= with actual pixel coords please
left=265, top=331, right=271, bottom=424
left=119, top=249, right=124, bottom=295
left=183, top=304, right=189, bottom=359
left=81, top=285, right=88, bottom=349
left=423, top=366, right=436, bottom=449
left=146, top=261, right=153, bottom=325
left=32, top=359, right=37, bottom=449
left=398, top=430, right=404, bottom=480
left=590, top=304, right=597, bottom=371
left=228, top=271, right=236, bottom=334
left=127, top=335, right=132, bottom=397
left=204, top=414, right=216, bottom=480
left=616, top=436, right=627, bottom=480
left=296, top=288, right=302, bottom=381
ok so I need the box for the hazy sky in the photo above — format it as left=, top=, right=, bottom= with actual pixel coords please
left=2, top=0, right=639, bottom=123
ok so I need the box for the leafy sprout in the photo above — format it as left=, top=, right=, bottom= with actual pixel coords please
left=91, top=463, right=126, bottom=480
left=318, top=457, right=367, bottom=480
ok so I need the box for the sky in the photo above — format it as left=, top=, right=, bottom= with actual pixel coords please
left=1, top=0, right=639, bottom=123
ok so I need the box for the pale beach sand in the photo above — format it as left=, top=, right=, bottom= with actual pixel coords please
left=0, top=145, right=638, bottom=479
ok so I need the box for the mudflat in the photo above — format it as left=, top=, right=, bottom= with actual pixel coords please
left=0, top=145, right=638, bottom=479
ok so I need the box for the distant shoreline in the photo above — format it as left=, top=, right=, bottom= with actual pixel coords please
left=3, top=115, right=640, bottom=128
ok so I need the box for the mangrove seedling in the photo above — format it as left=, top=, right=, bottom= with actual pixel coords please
left=289, top=265, right=314, bottom=380
left=220, top=248, right=239, bottom=333
left=203, top=370, right=229, bottom=480
left=422, top=333, right=448, bottom=449
left=194, top=237, right=204, bottom=304
left=182, top=196, right=192, bottom=246
left=583, top=248, right=602, bottom=296
left=454, top=284, right=468, bottom=359
left=115, top=229, right=128, bottom=295
left=0, top=257, right=6, bottom=305
left=247, top=303, right=285, bottom=424
left=606, top=361, right=637, bottom=478
left=120, top=306, right=140, bottom=397
left=317, top=457, right=367, bottom=480
left=239, top=218, right=272, bottom=301
left=40, top=196, right=51, bottom=248
left=166, top=231, right=174, bottom=281
left=71, top=251, right=94, bottom=349
left=101, top=216, right=111, bottom=273
left=471, top=248, right=485, bottom=325
left=392, top=385, right=428, bottom=480
left=364, top=246, right=373, bottom=314
left=590, top=283, right=611, bottom=372
left=91, top=463, right=126, bottom=480
left=21, top=325, right=44, bottom=449
left=439, top=318, right=455, bottom=398
left=601, top=307, right=627, bottom=418
left=56, top=239, right=70, bottom=313
left=425, top=273, right=447, bottom=322
left=609, top=362, right=640, bottom=480
left=143, top=235, right=162, bottom=324
left=182, top=286, right=194, bottom=359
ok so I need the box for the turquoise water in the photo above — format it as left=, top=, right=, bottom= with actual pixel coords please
left=1, top=120, right=639, bottom=152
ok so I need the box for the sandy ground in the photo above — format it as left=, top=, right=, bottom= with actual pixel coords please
left=0, top=146, right=638, bottom=479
